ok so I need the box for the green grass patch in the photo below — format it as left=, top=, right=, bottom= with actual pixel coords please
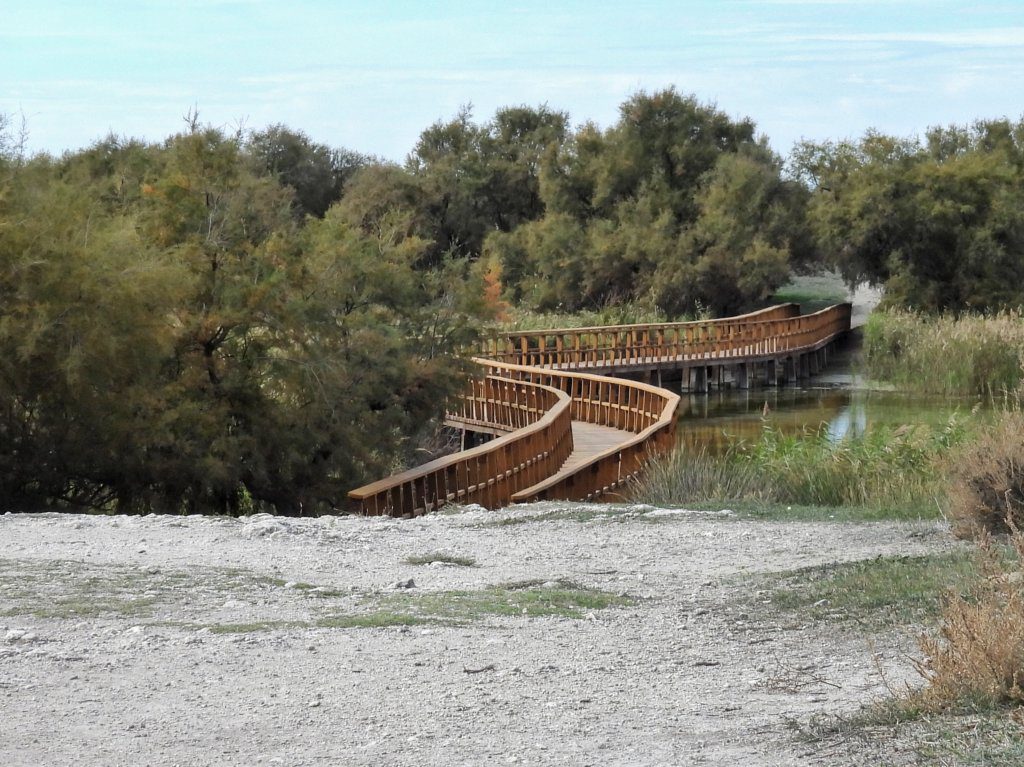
left=763, top=551, right=978, bottom=627
left=316, top=612, right=436, bottom=629
left=1, top=596, right=160, bottom=620
left=0, top=558, right=339, bottom=621
left=385, top=581, right=629, bottom=621
left=282, top=582, right=347, bottom=597
left=403, top=552, right=477, bottom=567
left=771, top=272, right=849, bottom=314
left=206, top=620, right=303, bottom=634
left=320, top=580, right=632, bottom=627
left=0, top=556, right=630, bottom=633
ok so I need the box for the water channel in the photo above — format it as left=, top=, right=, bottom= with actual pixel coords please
left=674, top=346, right=983, bottom=454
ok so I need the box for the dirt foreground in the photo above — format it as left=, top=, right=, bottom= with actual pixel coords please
left=0, top=504, right=955, bottom=766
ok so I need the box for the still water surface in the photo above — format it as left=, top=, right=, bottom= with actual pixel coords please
left=675, top=355, right=983, bottom=454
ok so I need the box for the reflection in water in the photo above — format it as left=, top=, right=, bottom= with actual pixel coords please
left=676, top=386, right=974, bottom=455
left=827, top=404, right=868, bottom=442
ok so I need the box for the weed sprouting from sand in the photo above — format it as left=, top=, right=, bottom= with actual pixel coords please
left=403, top=552, right=478, bottom=567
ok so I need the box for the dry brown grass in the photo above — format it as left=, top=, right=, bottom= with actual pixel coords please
left=946, top=412, right=1024, bottom=538
left=912, top=532, right=1024, bottom=711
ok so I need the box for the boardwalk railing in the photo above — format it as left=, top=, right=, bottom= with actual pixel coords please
left=482, top=304, right=850, bottom=369
left=476, top=359, right=681, bottom=503
left=348, top=376, right=573, bottom=516
left=348, top=303, right=852, bottom=517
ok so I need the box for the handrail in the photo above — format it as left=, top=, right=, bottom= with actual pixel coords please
left=482, top=304, right=852, bottom=370
left=483, top=304, right=802, bottom=367
left=348, top=303, right=852, bottom=517
left=347, top=376, right=573, bottom=516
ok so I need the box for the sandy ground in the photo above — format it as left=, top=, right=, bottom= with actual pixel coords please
left=0, top=503, right=957, bottom=766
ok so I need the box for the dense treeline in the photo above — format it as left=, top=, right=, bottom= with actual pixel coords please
left=487, top=91, right=813, bottom=316
left=0, top=119, right=485, bottom=514
left=3, top=93, right=1024, bottom=514
left=792, top=120, right=1024, bottom=312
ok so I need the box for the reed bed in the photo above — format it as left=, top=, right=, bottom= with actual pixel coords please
left=863, top=310, right=1024, bottom=396
left=631, top=419, right=965, bottom=516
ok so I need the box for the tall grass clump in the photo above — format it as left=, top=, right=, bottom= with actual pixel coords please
left=745, top=420, right=962, bottom=511
left=946, top=411, right=1024, bottom=538
left=912, top=532, right=1024, bottom=711
left=632, top=418, right=965, bottom=515
left=631, top=448, right=763, bottom=505
left=863, top=310, right=1024, bottom=396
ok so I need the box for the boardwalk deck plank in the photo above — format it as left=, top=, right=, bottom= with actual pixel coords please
left=555, top=422, right=631, bottom=476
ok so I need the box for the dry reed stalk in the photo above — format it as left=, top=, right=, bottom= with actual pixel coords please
left=913, top=531, right=1024, bottom=710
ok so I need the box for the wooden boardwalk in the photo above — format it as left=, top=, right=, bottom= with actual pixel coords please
left=348, top=303, right=852, bottom=516
left=549, top=422, right=632, bottom=480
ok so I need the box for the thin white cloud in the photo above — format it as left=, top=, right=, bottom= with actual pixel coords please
left=784, top=28, right=1024, bottom=47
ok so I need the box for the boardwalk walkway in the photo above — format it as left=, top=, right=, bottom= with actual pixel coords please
left=348, top=303, right=852, bottom=516
left=549, top=422, right=632, bottom=482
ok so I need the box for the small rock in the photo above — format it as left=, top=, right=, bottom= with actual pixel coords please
left=4, top=629, right=26, bottom=644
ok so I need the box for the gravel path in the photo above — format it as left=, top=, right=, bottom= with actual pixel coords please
left=0, top=504, right=955, bottom=766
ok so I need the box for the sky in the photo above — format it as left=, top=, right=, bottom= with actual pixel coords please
left=3, top=0, right=1023, bottom=160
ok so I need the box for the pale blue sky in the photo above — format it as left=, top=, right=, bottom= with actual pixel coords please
left=3, top=0, right=1023, bottom=159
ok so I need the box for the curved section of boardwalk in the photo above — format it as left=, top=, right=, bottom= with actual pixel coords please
left=348, top=303, right=852, bottom=516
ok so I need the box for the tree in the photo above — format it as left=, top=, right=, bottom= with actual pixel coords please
left=247, top=124, right=367, bottom=219
left=0, top=125, right=481, bottom=514
left=795, top=121, right=1024, bottom=312
left=406, top=104, right=568, bottom=263
left=488, top=89, right=803, bottom=316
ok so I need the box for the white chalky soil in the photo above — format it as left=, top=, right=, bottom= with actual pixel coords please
left=0, top=504, right=955, bottom=766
